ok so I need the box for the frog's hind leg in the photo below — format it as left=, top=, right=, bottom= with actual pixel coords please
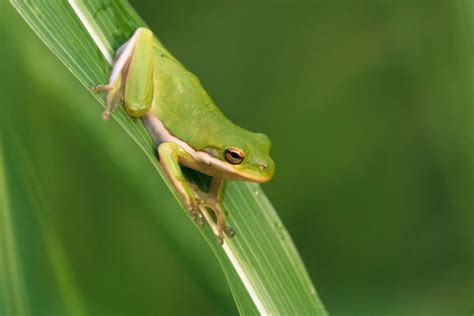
left=91, top=28, right=153, bottom=120
left=91, top=35, right=134, bottom=120
left=92, top=73, right=123, bottom=120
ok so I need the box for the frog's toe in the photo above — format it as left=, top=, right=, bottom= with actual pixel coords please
left=195, top=210, right=205, bottom=226
left=201, top=200, right=234, bottom=244
left=214, top=220, right=234, bottom=244
left=90, top=81, right=123, bottom=121
left=185, top=195, right=206, bottom=226
left=217, top=233, right=224, bottom=245
left=90, top=84, right=113, bottom=93
left=103, top=93, right=123, bottom=121
left=188, top=206, right=198, bottom=220
left=225, top=226, right=236, bottom=237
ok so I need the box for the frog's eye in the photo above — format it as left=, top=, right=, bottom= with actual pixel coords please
left=225, top=147, right=244, bottom=165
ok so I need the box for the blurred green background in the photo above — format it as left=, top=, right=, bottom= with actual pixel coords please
left=1, top=1, right=473, bottom=315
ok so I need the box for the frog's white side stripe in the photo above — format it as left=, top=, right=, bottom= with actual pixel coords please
left=142, top=114, right=263, bottom=182
left=68, top=3, right=270, bottom=313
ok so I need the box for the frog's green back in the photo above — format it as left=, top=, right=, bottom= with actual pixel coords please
left=149, top=43, right=274, bottom=180
left=150, top=46, right=252, bottom=152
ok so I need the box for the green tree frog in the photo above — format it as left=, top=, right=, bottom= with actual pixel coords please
left=93, top=28, right=275, bottom=244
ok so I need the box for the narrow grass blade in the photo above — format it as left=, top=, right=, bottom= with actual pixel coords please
left=10, top=1, right=327, bottom=314
left=0, top=138, right=31, bottom=316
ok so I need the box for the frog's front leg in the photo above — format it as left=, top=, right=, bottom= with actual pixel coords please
left=158, top=142, right=205, bottom=226
left=199, top=177, right=236, bottom=244
left=92, top=27, right=154, bottom=120
left=159, top=142, right=236, bottom=244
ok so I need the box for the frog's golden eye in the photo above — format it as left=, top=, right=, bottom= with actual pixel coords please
left=225, top=147, right=244, bottom=165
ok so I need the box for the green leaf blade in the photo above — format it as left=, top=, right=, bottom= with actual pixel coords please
left=10, top=1, right=327, bottom=314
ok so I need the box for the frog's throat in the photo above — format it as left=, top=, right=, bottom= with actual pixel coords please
left=142, top=113, right=266, bottom=182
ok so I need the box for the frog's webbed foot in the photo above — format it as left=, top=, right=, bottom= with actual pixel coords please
left=184, top=188, right=205, bottom=226
left=164, top=175, right=206, bottom=227
left=90, top=44, right=127, bottom=120
left=90, top=49, right=126, bottom=121
left=157, top=142, right=235, bottom=245
left=196, top=191, right=235, bottom=245
left=158, top=142, right=208, bottom=227
left=91, top=80, right=123, bottom=120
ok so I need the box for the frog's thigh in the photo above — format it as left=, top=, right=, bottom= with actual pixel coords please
left=93, top=28, right=154, bottom=120
left=108, top=28, right=152, bottom=87
left=123, top=28, right=154, bottom=117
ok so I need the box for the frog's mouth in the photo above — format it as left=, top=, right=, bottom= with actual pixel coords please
left=234, top=164, right=275, bottom=183
left=219, top=170, right=273, bottom=183
left=190, top=152, right=274, bottom=183
left=215, top=162, right=275, bottom=183
left=244, top=173, right=273, bottom=183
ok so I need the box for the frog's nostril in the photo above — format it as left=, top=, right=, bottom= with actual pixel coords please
left=259, top=163, right=267, bottom=170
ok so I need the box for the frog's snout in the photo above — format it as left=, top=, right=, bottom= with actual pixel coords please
left=256, top=158, right=275, bottom=183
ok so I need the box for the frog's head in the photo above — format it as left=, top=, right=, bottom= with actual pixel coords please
left=215, top=131, right=275, bottom=183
